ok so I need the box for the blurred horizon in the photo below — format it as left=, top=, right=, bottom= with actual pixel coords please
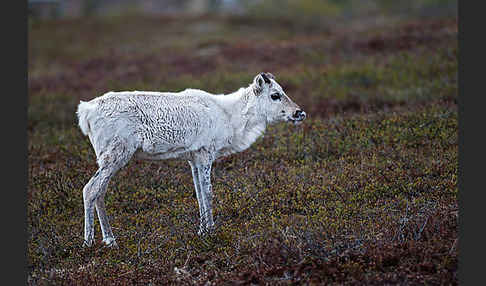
left=29, top=0, right=457, bottom=22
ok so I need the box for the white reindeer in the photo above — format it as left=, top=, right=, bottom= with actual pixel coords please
left=77, top=72, right=306, bottom=247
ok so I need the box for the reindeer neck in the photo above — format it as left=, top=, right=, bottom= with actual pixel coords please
left=211, top=85, right=268, bottom=155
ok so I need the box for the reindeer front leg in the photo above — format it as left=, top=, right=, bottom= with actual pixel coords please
left=196, top=162, right=214, bottom=235
left=189, top=161, right=205, bottom=230
left=189, top=151, right=215, bottom=235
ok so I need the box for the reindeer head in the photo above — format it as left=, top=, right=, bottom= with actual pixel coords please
left=252, top=72, right=306, bottom=125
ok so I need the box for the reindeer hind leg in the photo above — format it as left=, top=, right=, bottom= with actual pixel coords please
left=83, top=136, right=137, bottom=247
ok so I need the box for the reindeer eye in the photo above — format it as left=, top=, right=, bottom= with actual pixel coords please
left=271, top=93, right=281, bottom=101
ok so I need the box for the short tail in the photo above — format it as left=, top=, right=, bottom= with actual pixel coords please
left=76, top=100, right=94, bottom=136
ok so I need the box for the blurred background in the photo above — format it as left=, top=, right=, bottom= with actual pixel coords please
left=28, top=0, right=457, bottom=20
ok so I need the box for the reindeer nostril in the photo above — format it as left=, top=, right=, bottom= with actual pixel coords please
left=292, top=110, right=306, bottom=120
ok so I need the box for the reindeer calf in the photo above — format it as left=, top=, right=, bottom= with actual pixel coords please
left=77, top=72, right=306, bottom=247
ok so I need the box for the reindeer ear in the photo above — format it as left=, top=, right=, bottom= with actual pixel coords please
left=253, top=72, right=271, bottom=95
left=265, top=72, right=276, bottom=80
left=254, top=72, right=270, bottom=88
left=253, top=74, right=264, bottom=95
left=256, top=75, right=264, bottom=87
left=260, top=72, right=271, bottom=84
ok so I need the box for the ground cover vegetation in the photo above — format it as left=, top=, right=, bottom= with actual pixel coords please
left=28, top=1, right=458, bottom=284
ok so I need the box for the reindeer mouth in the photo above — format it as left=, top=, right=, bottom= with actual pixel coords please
left=288, top=117, right=305, bottom=125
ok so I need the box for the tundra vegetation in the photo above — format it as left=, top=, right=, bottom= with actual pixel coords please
left=28, top=2, right=458, bottom=284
